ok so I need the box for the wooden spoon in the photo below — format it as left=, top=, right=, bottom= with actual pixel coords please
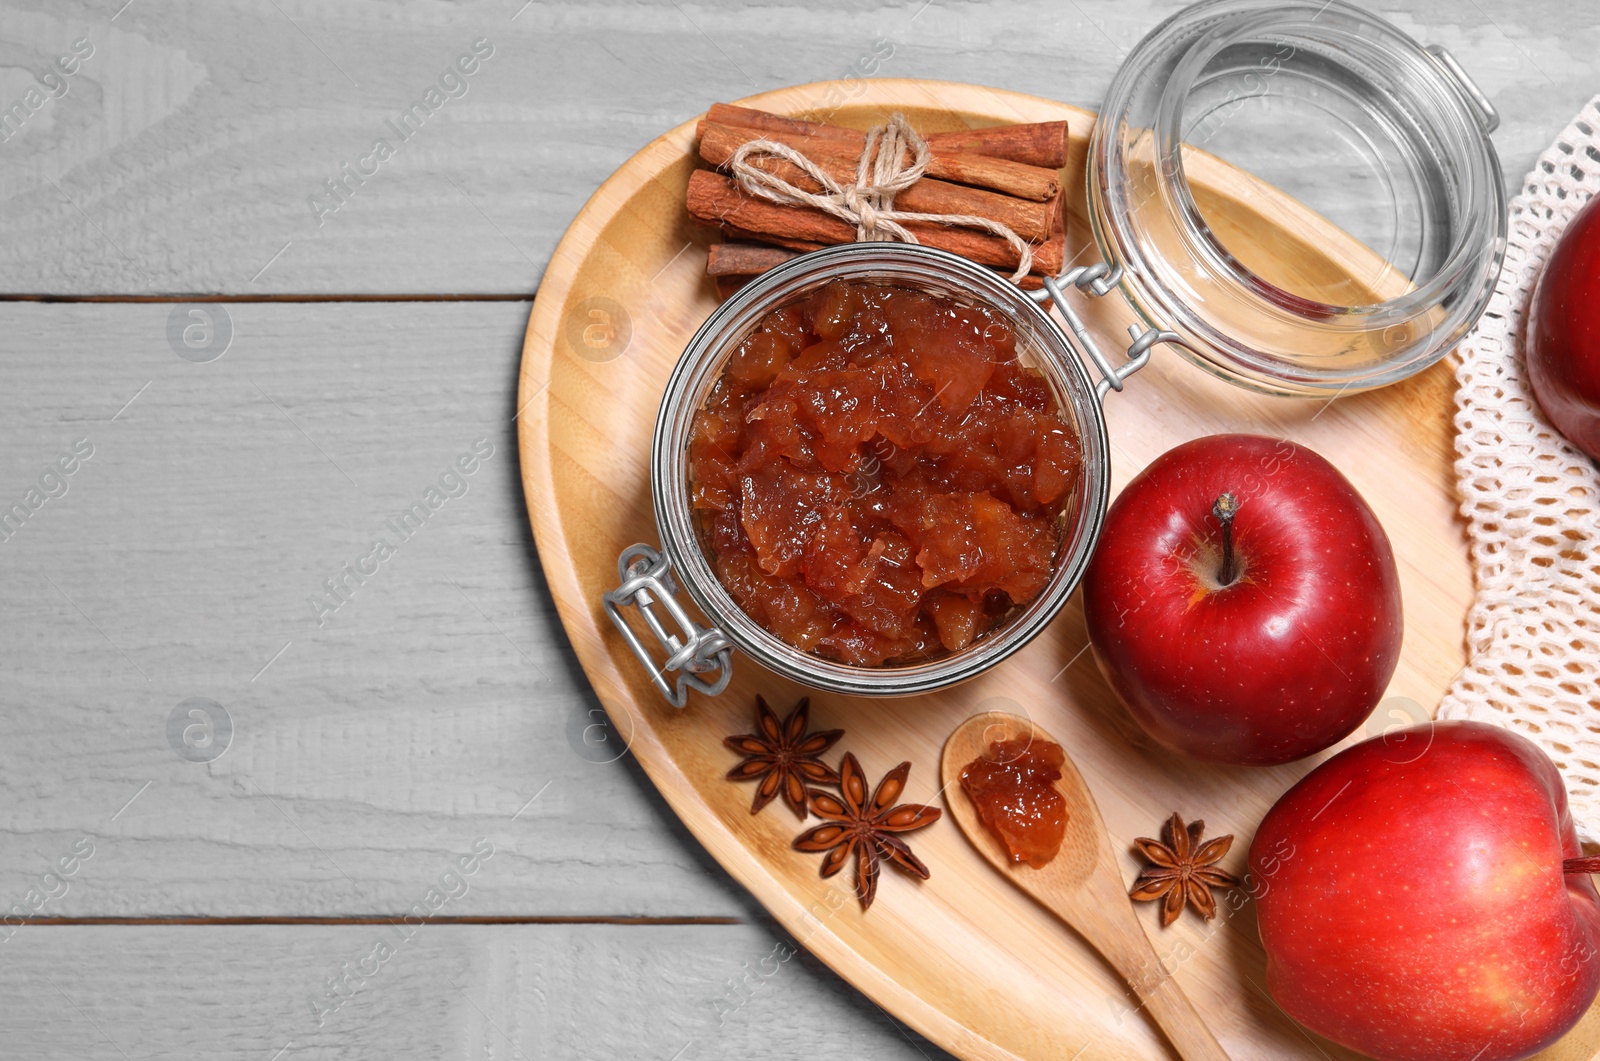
left=941, top=711, right=1232, bottom=1061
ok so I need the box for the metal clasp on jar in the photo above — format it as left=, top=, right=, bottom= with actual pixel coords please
left=602, top=544, right=733, bottom=708
left=1032, top=263, right=1191, bottom=402
left=1423, top=45, right=1499, bottom=133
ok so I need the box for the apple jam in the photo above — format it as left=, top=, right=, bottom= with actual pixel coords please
left=688, top=280, right=1084, bottom=667
left=959, top=736, right=1067, bottom=869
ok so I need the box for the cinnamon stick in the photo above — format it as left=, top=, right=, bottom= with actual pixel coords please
left=706, top=103, right=855, bottom=144
left=719, top=224, right=825, bottom=255
left=706, top=242, right=801, bottom=276
left=698, top=122, right=1057, bottom=242
left=923, top=123, right=1068, bottom=169
left=708, top=103, right=1068, bottom=168
left=687, top=170, right=1064, bottom=275
left=696, top=115, right=1059, bottom=202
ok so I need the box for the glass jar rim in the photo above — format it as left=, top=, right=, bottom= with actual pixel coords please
left=1157, top=1, right=1499, bottom=319
left=1089, top=0, right=1508, bottom=394
left=649, top=243, right=1111, bottom=697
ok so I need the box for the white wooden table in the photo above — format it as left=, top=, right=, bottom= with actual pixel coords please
left=0, top=1, right=1593, bottom=1057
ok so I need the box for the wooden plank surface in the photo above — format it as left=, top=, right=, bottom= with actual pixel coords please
left=0, top=299, right=759, bottom=917
left=0, top=0, right=1590, bottom=295
left=0, top=923, right=938, bottom=1060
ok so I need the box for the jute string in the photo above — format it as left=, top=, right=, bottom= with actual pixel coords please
left=725, top=113, right=1035, bottom=282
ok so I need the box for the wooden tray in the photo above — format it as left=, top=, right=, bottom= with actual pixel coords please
left=517, top=80, right=1600, bottom=1060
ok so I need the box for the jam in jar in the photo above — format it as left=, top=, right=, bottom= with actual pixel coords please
left=688, top=280, right=1084, bottom=667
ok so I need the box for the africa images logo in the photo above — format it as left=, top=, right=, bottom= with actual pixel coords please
left=308, top=439, right=494, bottom=626
left=308, top=38, right=495, bottom=226
left=1, top=438, right=94, bottom=546
left=0, top=37, right=95, bottom=145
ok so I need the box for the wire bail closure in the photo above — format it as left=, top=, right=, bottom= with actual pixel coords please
left=1032, top=263, right=1188, bottom=402
left=602, top=544, right=733, bottom=708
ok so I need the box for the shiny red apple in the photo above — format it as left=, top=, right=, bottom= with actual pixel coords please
left=1082, top=434, right=1402, bottom=765
left=1250, top=720, right=1600, bottom=1061
left=1528, top=193, right=1600, bottom=461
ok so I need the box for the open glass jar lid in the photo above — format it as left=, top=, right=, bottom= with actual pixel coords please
left=1090, top=0, right=1506, bottom=394
left=604, top=0, right=1509, bottom=705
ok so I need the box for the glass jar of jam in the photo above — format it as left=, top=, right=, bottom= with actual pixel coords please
left=604, top=0, right=1505, bottom=705
left=608, top=244, right=1113, bottom=704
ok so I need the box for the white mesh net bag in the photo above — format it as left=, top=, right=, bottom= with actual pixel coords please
left=1439, top=96, right=1600, bottom=841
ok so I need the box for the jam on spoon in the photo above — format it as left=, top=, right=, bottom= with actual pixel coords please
left=959, top=736, right=1067, bottom=869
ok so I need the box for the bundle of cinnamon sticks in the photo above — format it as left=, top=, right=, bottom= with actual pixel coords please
left=688, top=103, right=1068, bottom=298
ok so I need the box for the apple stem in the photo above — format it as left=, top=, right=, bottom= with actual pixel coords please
left=1565, top=857, right=1600, bottom=874
left=1213, top=493, right=1241, bottom=587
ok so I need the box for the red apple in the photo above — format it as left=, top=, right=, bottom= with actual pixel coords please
left=1082, top=434, right=1402, bottom=765
left=1528, top=193, right=1600, bottom=461
left=1250, top=720, right=1600, bottom=1061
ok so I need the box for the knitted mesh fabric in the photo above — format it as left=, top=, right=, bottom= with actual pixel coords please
left=1439, top=96, right=1600, bottom=840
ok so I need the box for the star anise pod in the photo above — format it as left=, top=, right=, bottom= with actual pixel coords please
left=724, top=696, right=843, bottom=819
left=793, top=752, right=942, bottom=910
left=1129, top=813, right=1240, bottom=927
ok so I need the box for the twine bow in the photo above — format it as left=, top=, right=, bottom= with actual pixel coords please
left=726, top=113, right=1035, bottom=282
